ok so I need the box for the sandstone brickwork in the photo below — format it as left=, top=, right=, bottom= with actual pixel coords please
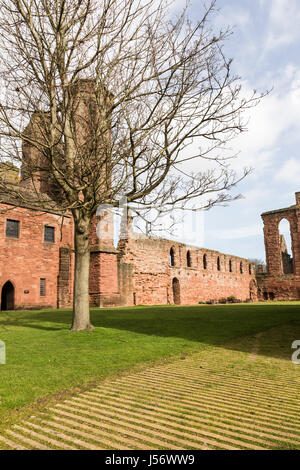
left=117, top=229, right=256, bottom=306
left=0, top=203, right=73, bottom=309
left=257, top=192, right=300, bottom=301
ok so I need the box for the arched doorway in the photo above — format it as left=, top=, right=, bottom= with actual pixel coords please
left=1, top=281, right=15, bottom=311
left=172, top=278, right=180, bottom=305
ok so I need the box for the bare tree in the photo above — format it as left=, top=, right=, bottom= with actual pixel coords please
left=249, top=259, right=266, bottom=273
left=0, top=0, right=264, bottom=330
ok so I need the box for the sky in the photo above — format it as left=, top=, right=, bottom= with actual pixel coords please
left=159, top=0, right=300, bottom=262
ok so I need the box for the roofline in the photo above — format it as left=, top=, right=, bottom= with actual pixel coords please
left=130, top=233, right=253, bottom=263
left=261, top=205, right=297, bottom=216
left=0, top=199, right=71, bottom=218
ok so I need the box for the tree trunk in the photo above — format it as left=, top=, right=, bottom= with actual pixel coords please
left=71, top=219, right=94, bottom=331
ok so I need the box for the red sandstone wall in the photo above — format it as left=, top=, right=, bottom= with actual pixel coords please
left=0, top=203, right=73, bottom=309
left=89, top=211, right=121, bottom=307
left=0, top=202, right=259, bottom=310
left=257, top=274, right=300, bottom=301
left=257, top=193, right=300, bottom=301
left=262, top=208, right=300, bottom=276
left=89, top=250, right=120, bottom=307
left=119, top=235, right=256, bottom=306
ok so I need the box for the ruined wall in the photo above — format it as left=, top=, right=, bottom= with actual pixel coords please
left=118, top=234, right=256, bottom=306
left=57, top=246, right=73, bottom=308
left=0, top=200, right=258, bottom=310
left=0, top=74, right=264, bottom=310
left=0, top=203, right=73, bottom=310
left=257, top=192, right=300, bottom=301
left=88, top=211, right=121, bottom=307
left=256, top=273, right=300, bottom=301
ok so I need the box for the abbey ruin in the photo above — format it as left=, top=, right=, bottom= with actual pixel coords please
left=0, top=79, right=298, bottom=311
left=256, top=192, right=300, bottom=302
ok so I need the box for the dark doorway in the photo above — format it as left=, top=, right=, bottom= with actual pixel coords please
left=172, top=277, right=180, bottom=305
left=1, top=281, right=14, bottom=311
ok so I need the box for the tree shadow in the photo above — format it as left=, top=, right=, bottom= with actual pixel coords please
left=0, top=303, right=300, bottom=361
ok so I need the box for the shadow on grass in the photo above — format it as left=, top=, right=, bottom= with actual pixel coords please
left=1, top=303, right=300, bottom=360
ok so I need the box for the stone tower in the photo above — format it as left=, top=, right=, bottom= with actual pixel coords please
left=21, top=79, right=120, bottom=307
left=21, top=111, right=53, bottom=194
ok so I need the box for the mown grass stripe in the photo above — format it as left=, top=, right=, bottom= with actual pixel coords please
left=84, top=390, right=300, bottom=447
left=176, top=364, right=300, bottom=389
left=48, top=407, right=154, bottom=450
left=96, top=380, right=300, bottom=432
left=64, top=399, right=218, bottom=450
left=72, top=395, right=265, bottom=450
left=0, top=435, right=29, bottom=450
left=151, top=365, right=300, bottom=404
left=162, top=363, right=300, bottom=398
left=137, top=368, right=300, bottom=413
left=115, top=374, right=300, bottom=423
left=48, top=408, right=156, bottom=450
left=6, top=428, right=51, bottom=450
left=22, top=421, right=98, bottom=450
left=55, top=403, right=189, bottom=450
left=44, top=413, right=148, bottom=450
left=15, top=422, right=76, bottom=450
left=91, top=385, right=300, bottom=435
left=63, top=398, right=240, bottom=450
left=32, top=418, right=113, bottom=450
left=76, top=392, right=271, bottom=450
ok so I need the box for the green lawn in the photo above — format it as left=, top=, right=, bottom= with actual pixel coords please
left=0, top=302, right=299, bottom=431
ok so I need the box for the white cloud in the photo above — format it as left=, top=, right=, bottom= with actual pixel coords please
left=207, top=224, right=262, bottom=240
left=223, top=64, right=300, bottom=175
left=214, top=5, right=250, bottom=30
left=263, top=0, right=300, bottom=52
left=275, top=158, right=300, bottom=184
left=241, top=187, right=272, bottom=204
left=174, top=62, right=300, bottom=189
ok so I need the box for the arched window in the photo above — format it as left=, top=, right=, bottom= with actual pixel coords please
left=279, top=218, right=294, bottom=274
left=229, top=259, right=232, bottom=272
left=217, top=256, right=220, bottom=271
left=203, top=253, right=207, bottom=270
left=170, top=247, right=175, bottom=267
left=240, top=262, right=243, bottom=274
left=186, top=250, right=191, bottom=267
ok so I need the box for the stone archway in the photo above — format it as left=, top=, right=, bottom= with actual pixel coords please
left=1, top=281, right=15, bottom=311
left=172, top=278, right=180, bottom=305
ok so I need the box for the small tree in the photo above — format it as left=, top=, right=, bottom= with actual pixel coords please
left=0, top=0, right=263, bottom=330
left=249, top=258, right=266, bottom=273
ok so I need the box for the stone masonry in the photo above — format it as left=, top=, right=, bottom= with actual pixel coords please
left=117, top=223, right=256, bottom=306
left=0, top=78, right=258, bottom=310
left=256, top=192, right=300, bottom=301
left=0, top=202, right=73, bottom=310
